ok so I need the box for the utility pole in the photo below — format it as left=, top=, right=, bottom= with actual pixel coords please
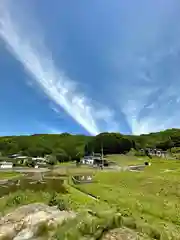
left=101, top=142, right=104, bottom=169
left=92, top=149, right=94, bottom=157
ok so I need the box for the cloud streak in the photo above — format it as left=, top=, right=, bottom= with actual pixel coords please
left=111, top=0, right=180, bottom=135
left=0, top=0, right=117, bottom=135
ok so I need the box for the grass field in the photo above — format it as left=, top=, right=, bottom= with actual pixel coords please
left=71, top=156, right=180, bottom=239
left=0, top=171, right=22, bottom=180
left=52, top=165, right=96, bottom=176
left=1, top=155, right=180, bottom=239
left=106, top=154, right=149, bottom=166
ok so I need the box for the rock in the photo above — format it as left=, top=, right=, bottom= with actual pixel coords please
left=13, top=228, right=34, bottom=240
left=0, top=203, right=76, bottom=240
left=102, top=227, right=139, bottom=240
left=0, top=224, right=16, bottom=239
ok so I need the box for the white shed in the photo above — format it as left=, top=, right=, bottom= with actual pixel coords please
left=81, top=156, right=94, bottom=165
left=0, top=161, right=13, bottom=169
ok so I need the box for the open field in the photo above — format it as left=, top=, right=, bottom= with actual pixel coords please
left=0, top=171, right=22, bottom=180
left=1, top=155, right=180, bottom=239
left=70, top=156, right=180, bottom=239
left=106, top=154, right=150, bottom=166
left=52, top=165, right=96, bottom=176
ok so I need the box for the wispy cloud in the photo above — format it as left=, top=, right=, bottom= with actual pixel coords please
left=111, top=0, right=180, bottom=135
left=1, top=0, right=180, bottom=136
left=0, top=0, right=117, bottom=135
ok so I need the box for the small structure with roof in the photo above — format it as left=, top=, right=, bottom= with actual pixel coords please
left=81, top=156, right=94, bottom=165
left=0, top=161, right=13, bottom=169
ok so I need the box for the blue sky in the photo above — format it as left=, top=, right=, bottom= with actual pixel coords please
left=0, top=0, right=180, bottom=136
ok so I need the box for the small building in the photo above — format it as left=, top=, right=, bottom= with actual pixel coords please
left=8, top=153, right=21, bottom=158
left=81, top=156, right=94, bottom=165
left=81, top=155, right=108, bottom=167
left=16, top=156, right=28, bottom=159
left=36, top=162, right=47, bottom=168
left=141, top=148, right=168, bottom=158
left=32, top=157, right=46, bottom=162
left=0, top=161, right=13, bottom=169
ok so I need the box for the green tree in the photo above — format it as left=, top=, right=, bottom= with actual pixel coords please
left=54, top=149, right=69, bottom=162
left=86, top=133, right=132, bottom=155
left=26, top=158, right=36, bottom=168
left=46, top=155, right=57, bottom=165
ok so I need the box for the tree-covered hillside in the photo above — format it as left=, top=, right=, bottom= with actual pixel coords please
left=1, top=128, right=180, bottom=160
left=0, top=133, right=91, bottom=161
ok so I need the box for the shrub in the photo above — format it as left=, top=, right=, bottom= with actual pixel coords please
left=5, top=193, right=26, bottom=207
left=57, top=199, right=68, bottom=211
left=48, top=192, right=68, bottom=210
left=48, top=192, right=58, bottom=206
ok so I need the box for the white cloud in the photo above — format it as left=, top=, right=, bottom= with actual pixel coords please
left=112, top=1, right=180, bottom=135
left=0, top=0, right=117, bottom=135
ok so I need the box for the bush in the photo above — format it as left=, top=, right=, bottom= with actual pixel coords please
left=134, top=151, right=145, bottom=157
left=57, top=199, right=68, bottom=211
left=171, top=147, right=180, bottom=153
left=46, top=155, right=57, bottom=165
left=48, top=192, right=59, bottom=206
left=48, top=192, right=68, bottom=210
left=5, top=193, right=26, bottom=207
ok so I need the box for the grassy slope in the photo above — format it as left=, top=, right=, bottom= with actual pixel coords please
left=74, top=156, right=180, bottom=238
left=1, top=155, right=180, bottom=239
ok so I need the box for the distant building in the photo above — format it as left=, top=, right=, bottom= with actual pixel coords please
left=140, top=148, right=168, bottom=158
left=81, top=154, right=108, bottom=166
left=36, top=162, right=47, bottom=168
left=81, top=156, right=94, bottom=165
left=8, top=153, right=21, bottom=158
left=16, top=156, right=28, bottom=159
left=32, top=157, right=46, bottom=162
left=0, top=161, right=13, bottom=169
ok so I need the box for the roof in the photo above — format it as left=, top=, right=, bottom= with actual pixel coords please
left=32, top=157, right=45, bottom=160
left=0, top=161, right=13, bottom=165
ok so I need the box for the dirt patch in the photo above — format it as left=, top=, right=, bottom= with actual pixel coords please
left=102, top=227, right=137, bottom=240
left=102, top=227, right=149, bottom=240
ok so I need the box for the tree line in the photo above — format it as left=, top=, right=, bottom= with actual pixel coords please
left=0, top=128, right=180, bottom=161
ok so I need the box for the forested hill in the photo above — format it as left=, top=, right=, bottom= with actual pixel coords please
left=0, top=128, right=180, bottom=160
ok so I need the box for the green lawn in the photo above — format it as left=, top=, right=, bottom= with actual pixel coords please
left=0, top=171, right=22, bottom=180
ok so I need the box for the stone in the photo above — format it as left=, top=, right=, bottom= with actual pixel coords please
left=0, top=203, right=76, bottom=240
left=13, top=228, right=34, bottom=240
left=102, top=227, right=139, bottom=240
left=0, top=224, right=16, bottom=239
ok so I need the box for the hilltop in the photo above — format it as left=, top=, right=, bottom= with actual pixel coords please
left=0, top=128, right=180, bottom=160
